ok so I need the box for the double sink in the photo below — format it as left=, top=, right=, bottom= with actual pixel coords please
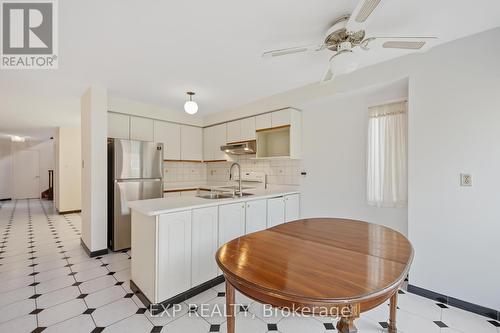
left=197, top=185, right=254, bottom=200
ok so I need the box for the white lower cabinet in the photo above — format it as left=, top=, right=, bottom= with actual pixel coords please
left=157, top=211, right=192, bottom=301
left=245, top=199, right=267, bottom=234
left=191, top=207, right=218, bottom=286
left=267, top=196, right=285, bottom=227
left=284, top=194, right=300, bottom=222
left=218, top=202, right=246, bottom=246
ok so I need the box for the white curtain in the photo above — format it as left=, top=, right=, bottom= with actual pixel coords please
left=367, top=101, right=407, bottom=207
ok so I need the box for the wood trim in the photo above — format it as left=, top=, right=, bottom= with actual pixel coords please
left=58, top=209, right=82, bottom=215
left=80, top=238, right=109, bottom=258
left=164, top=187, right=212, bottom=193
left=256, top=124, right=291, bottom=133
left=204, top=160, right=228, bottom=163
left=163, top=159, right=203, bottom=163
left=225, top=139, right=256, bottom=145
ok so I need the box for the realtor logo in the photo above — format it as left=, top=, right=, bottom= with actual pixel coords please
left=1, top=0, right=58, bottom=69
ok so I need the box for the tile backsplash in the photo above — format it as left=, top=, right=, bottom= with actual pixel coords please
left=164, top=156, right=301, bottom=186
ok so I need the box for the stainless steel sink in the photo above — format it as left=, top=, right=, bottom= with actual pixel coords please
left=197, top=192, right=253, bottom=199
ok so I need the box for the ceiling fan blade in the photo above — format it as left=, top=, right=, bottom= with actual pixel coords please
left=262, top=44, right=325, bottom=58
left=360, top=36, right=437, bottom=50
left=346, top=0, right=383, bottom=32
left=382, top=41, right=426, bottom=49
left=320, top=65, right=334, bottom=83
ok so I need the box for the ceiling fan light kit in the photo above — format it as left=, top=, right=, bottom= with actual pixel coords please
left=184, top=91, right=198, bottom=115
left=262, top=0, right=437, bottom=83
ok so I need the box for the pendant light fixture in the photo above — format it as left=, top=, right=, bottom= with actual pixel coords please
left=184, top=91, right=198, bottom=115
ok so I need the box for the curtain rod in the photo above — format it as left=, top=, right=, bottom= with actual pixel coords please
left=368, top=98, right=408, bottom=109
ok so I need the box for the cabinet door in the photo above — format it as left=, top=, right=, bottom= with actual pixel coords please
left=245, top=199, right=267, bottom=234
left=108, top=113, right=130, bottom=139
left=285, top=194, right=300, bottom=223
left=267, top=197, right=285, bottom=228
left=240, top=117, right=256, bottom=141
left=213, top=123, right=228, bottom=161
left=203, top=126, right=214, bottom=161
left=218, top=202, right=245, bottom=246
left=226, top=120, right=241, bottom=143
left=256, top=113, right=272, bottom=130
left=192, top=207, right=218, bottom=286
left=157, top=211, right=192, bottom=301
left=130, top=116, right=154, bottom=142
left=271, top=109, right=292, bottom=128
left=181, top=125, right=203, bottom=161
left=154, top=121, right=181, bottom=160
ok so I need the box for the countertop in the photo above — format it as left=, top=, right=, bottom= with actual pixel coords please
left=128, top=185, right=300, bottom=216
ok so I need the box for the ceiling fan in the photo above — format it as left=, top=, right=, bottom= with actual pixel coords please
left=262, top=0, right=437, bottom=83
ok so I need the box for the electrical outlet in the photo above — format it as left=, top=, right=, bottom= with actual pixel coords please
left=460, top=173, right=472, bottom=186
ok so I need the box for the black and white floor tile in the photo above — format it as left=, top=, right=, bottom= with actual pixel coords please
left=0, top=199, right=498, bottom=332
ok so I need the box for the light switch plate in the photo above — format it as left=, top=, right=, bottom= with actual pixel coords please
left=460, top=173, right=472, bottom=186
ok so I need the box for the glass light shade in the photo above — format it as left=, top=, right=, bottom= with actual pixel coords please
left=331, top=51, right=359, bottom=76
left=184, top=100, right=198, bottom=114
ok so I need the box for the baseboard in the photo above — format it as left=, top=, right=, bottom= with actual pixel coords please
left=58, top=209, right=82, bottom=215
left=408, top=284, right=500, bottom=321
left=131, top=275, right=225, bottom=315
left=0, top=198, right=12, bottom=201
left=80, top=238, right=108, bottom=258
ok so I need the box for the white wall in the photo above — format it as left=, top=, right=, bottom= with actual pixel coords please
left=203, top=27, right=500, bottom=310
left=298, top=80, right=409, bottom=235
left=55, top=127, right=82, bottom=212
left=81, top=86, right=108, bottom=252
left=0, top=139, right=12, bottom=199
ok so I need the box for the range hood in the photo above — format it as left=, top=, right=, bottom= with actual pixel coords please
left=220, top=140, right=256, bottom=155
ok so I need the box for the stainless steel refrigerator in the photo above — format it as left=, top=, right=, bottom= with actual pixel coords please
left=107, top=139, right=163, bottom=251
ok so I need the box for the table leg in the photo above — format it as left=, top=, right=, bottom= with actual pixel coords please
left=336, top=317, right=358, bottom=333
left=388, top=291, right=398, bottom=333
left=226, top=281, right=235, bottom=333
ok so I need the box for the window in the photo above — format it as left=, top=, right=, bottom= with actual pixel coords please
left=367, top=101, right=407, bottom=207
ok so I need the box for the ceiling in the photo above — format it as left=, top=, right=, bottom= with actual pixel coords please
left=1, top=0, right=500, bottom=139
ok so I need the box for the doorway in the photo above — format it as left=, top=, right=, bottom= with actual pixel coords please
left=13, top=150, right=40, bottom=199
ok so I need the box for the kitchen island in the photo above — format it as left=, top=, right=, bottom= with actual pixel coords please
left=127, top=185, right=300, bottom=313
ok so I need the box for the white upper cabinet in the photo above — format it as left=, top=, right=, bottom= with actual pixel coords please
left=245, top=199, right=267, bottom=234
left=271, top=109, right=292, bottom=127
left=226, top=120, right=241, bottom=143
left=108, top=113, right=130, bottom=139
left=154, top=121, right=180, bottom=160
left=284, top=194, right=300, bottom=222
left=130, top=116, right=154, bottom=142
left=204, top=123, right=227, bottom=161
left=240, top=117, right=256, bottom=141
left=157, top=211, right=192, bottom=301
left=267, top=196, right=285, bottom=228
left=226, top=117, right=256, bottom=143
left=181, top=125, right=203, bottom=161
left=256, top=113, right=272, bottom=130
left=191, top=207, right=219, bottom=286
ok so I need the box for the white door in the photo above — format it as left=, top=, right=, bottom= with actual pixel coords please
left=14, top=150, right=40, bottom=199
left=108, top=113, right=130, bottom=139
left=285, top=194, right=300, bottom=222
left=180, top=125, right=203, bottom=161
left=226, top=120, right=241, bottom=143
left=157, top=211, right=192, bottom=301
left=130, top=116, right=154, bottom=142
left=213, top=123, right=228, bottom=161
left=219, top=202, right=245, bottom=246
left=154, top=121, right=181, bottom=160
left=267, top=197, right=285, bottom=227
left=245, top=199, right=267, bottom=234
left=192, top=207, right=218, bottom=286
left=240, top=117, right=256, bottom=141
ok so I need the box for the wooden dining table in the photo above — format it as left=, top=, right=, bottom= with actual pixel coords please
left=216, top=218, right=413, bottom=333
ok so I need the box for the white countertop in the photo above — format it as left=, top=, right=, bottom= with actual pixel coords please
left=129, top=185, right=300, bottom=216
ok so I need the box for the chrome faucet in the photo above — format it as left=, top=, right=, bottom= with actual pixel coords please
left=229, top=162, right=242, bottom=196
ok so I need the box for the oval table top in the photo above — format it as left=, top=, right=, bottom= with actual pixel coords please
left=216, top=218, right=413, bottom=308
